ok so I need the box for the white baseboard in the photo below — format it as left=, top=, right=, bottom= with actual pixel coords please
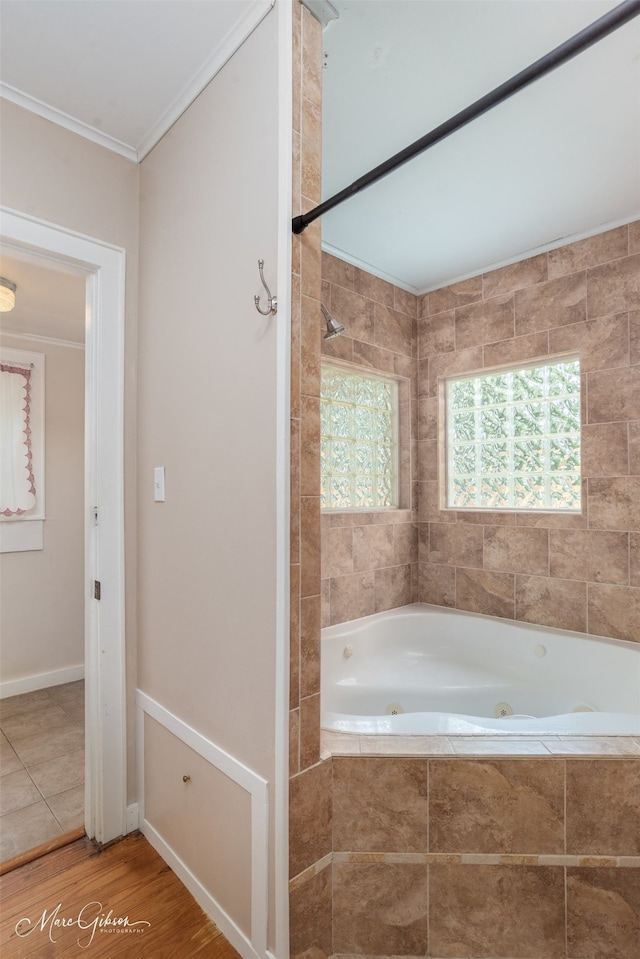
left=141, top=820, right=263, bottom=959
left=0, top=664, right=85, bottom=699
left=126, top=803, right=139, bottom=833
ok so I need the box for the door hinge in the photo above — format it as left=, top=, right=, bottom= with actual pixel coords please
left=92, top=506, right=98, bottom=526
left=94, top=580, right=101, bottom=601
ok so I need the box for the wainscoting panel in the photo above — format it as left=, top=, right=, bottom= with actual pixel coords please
left=136, top=691, right=270, bottom=959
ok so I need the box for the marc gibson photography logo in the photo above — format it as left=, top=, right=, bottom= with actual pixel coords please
left=15, top=901, right=151, bottom=948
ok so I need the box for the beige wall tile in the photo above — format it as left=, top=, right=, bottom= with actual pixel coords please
left=567, top=761, right=640, bottom=855
left=394, top=523, right=418, bottom=565
left=355, top=268, right=394, bottom=309
left=429, top=864, right=565, bottom=959
left=350, top=339, right=395, bottom=373
left=630, top=220, right=640, bottom=254
left=333, top=757, right=428, bottom=852
left=456, top=567, right=515, bottom=619
left=290, top=564, right=300, bottom=709
left=321, top=329, right=353, bottom=362
left=321, top=252, right=356, bottom=291
left=482, top=253, right=548, bottom=299
left=289, top=708, right=299, bottom=777
left=549, top=313, right=629, bottom=372
left=419, top=562, right=456, bottom=607
left=631, top=533, right=640, bottom=588
left=454, top=293, right=514, bottom=350
left=375, top=564, right=412, bottom=612
left=418, top=396, right=438, bottom=441
left=289, top=759, right=332, bottom=878
left=394, top=285, right=418, bottom=318
left=588, top=583, right=640, bottom=642
left=330, top=285, right=375, bottom=345
left=587, top=366, right=640, bottom=423
left=300, top=6, right=322, bottom=109
left=549, top=529, right=629, bottom=585
left=582, top=422, right=629, bottom=477
left=374, top=302, right=415, bottom=356
left=289, top=866, right=332, bottom=959
left=329, top=570, right=375, bottom=624
left=321, top=577, right=330, bottom=627
left=429, top=759, right=564, bottom=854
left=516, top=575, right=587, bottom=632
left=587, top=253, right=640, bottom=318
left=514, top=272, right=586, bottom=336
left=300, top=495, right=321, bottom=598
left=300, top=294, right=321, bottom=396
left=631, top=422, right=640, bottom=475
left=484, top=526, right=549, bottom=576
left=291, top=275, right=301, bottom=417
left=321, top=526, right=353, bottom=579
left=300, top=394, right=320, bottom=497
left=333, top=862, right=428, bottom=955
left=567, top=868, right=640, bottom=959
left=300, top=96, right=321, bottom=203
left=548, top=225, right=629, bottom=278
left=290, top=419, right=300, bottom=564
left=418, top=310, right=455, bottom=357
left=428, top=346, right=484, bottom=396
left=629, top=310, right=640, bottom=366
left=588, top=477, right=640, bottom=531
left=300, top=218, right=322, bottom=300
left=299, top=693, right=320, bottom=770
left=428, top=275, right=482, bottom=315
left=300, top=595, right=321, bottom=700
left=352, top=524, right=394, bottom=572
left=430, top=523, right=483, bottom=568
left=483, top=330, right=549, bottom=367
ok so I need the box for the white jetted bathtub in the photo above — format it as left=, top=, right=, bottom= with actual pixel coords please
left=321, top=604, right=640, bottom=735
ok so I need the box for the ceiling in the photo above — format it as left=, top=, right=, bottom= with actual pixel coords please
left=0, top=249, right=86, bottom=343
left=0, top=0, right=638, bottom=298
left=321, top=0, right=640, bottom=293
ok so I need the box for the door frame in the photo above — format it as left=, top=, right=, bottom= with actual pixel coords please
left=1, top=205, right=127, bottom=845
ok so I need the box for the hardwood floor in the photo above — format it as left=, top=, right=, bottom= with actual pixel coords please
left=0, top=832, right=243, bottom=958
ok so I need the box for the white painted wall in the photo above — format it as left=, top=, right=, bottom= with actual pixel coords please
left=137, top=6, right=288, bottom=956
left=0, top=335, right=84, bottom=690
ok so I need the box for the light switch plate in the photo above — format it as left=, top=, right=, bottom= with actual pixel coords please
left=154, top=467, right=165, bottom=502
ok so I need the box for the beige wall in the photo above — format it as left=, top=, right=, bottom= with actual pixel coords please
left=418, top=221, right=640, bottom=642
left=320, top=252, right=419, bottom=627
left=137, top=8, right=282, bottom=947
left=0, top=336, right=84, bottom=684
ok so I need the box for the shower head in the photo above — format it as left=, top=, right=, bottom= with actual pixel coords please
left=321, top=303, right=346, bottom=340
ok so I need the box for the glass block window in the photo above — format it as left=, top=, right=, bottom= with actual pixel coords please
left=321, top=363, right=398, bottom=509
left=446, top=358, right=581, bottom=511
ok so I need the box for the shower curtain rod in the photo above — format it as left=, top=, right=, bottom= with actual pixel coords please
left=292, top=0, right=640, bottom=235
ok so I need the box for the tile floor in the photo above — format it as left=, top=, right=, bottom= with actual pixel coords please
left=0, top=681, right=84, bottom=863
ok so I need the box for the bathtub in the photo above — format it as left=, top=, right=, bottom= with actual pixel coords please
left=321, top=604, right=640, bottom=735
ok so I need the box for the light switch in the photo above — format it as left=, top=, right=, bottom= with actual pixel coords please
left=154, top=467, right=165, bottom=502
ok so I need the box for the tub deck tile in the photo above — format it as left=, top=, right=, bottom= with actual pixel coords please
left=321, top=730, right=640, bottom=758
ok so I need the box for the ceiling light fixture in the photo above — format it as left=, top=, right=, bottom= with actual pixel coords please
left=0, top=278, right=17, bottom=312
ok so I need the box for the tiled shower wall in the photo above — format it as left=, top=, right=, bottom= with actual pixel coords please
left=418, top=221, right=640, bottom=642
left=289, top=4, right=332, bottom=957
left=320, top=253, right=419, bottom=627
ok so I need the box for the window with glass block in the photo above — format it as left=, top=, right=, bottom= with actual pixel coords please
left=321, top=364, right=398, bottom=509
left=446, top=357, right=581, bottom=511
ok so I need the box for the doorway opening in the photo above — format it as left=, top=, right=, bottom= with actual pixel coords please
left=0, top=206, right=127, bottom=862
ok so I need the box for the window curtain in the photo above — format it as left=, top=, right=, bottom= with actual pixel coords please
left=0, top=363, right=36, bottom=516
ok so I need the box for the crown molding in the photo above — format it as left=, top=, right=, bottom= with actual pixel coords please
left=1, top=328, right=85, bottom=350
left=137, top=0, right=275, bottom=160
left=0, top=83, right=138, bottom=162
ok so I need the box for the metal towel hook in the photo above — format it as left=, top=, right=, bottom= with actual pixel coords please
left=254, top=259, right=278, bottom=316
